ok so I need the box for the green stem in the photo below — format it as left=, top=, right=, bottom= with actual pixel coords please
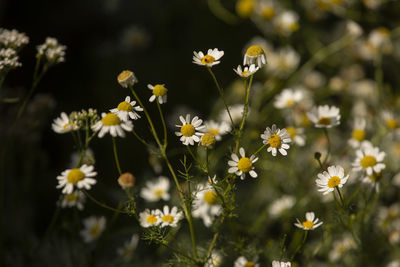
left=156, top=101, right=168, bottom=148
left=83, top=190, right=128, bottom=214
left=322, top=128, right=331, bottom=167
left=161, top=241, right=198, bottom=263
left=253, top=144, right=267, bottom=157
left=336, top=187, right=345, bottom=208
left=290, top=230, right=308, bottom=261
left=131, top=129, right=150, bottom=147
left=43, top=205, right=61, bottom=238
left=112, top=137, right=122, bottom=175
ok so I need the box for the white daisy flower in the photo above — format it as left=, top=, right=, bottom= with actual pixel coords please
left=294, top=212, right=323, bottom=230
left=272, top=261, right=291, bottom=267
left=362, top=171, right=383, bottom=192
left=219, top=104, right=246, bottom=125
left=175, top=114, right=205, bottom=145
left=234, top=256, right=260, bottom=267
left=285, top=126, right=305, bottom=146
left=233, top=64, right=259, bottom=78
left=156, top=205, right=183, bottom=228
left=117, top=70, right=138, bottom=88
left=56, top=164, right=97, bottom=194
left=203, top=120, right=231, bottom=141
left=274, top=88, right=303, bottom=109
left=316, top=165, right=349, bottom=195
left=139, top=209, right=161, bottom=228
left=59, top=190, right=86, bottom=210
left=117, top=234, right=139, bottom=262
left=110, top=96, right=143, bottom=121
left=261, top=124, right=291, bottom=156
left=80, top=216, right=106, bottom=243
left=273, top=10, right=299, bottom=36
left=140, top=176, right=170, bottom=202
left=228, top=147, right=258, bottom=179
left=52, top=112, right=79, bottom=134
left=307, top=105, right=341, bottom=128
left=381, top=110, right=399, bottom=130
left=192, top=183, right=222, bottom=227
left=91, top=112, right=133, bottom=138
left=192, top=48, right=224, bottom=67
left=243, top=45, right=267, bottom=68
left=269, top=195, right=296, bottom=218
left=348, top=117, right=367, bottom=148
left=147, top=84, right=168, bottom=104
left=204, top=251, right=223, bottom=267
left=352, top=142, right=386, bottom=176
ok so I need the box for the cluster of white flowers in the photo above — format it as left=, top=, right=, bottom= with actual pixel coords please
left=0, top=48, right=21, bottom=71
left=0, top=28, right=29, bottom=49
left=36, top=37, right=66, bottom=64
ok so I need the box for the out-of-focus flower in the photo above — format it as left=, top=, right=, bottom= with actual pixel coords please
left=234, top=256, right=260, bottom=267
left=0, top=28, right=29, bottom=49
left=156, top=205, right=183, bottom=228
left=266, top=46, right=300, bottom=78
left=80, top=216, right=106, bottom=243
left=139, top=209, right=160, bottom=228
left=272, top=261, right=291, bottom=267
left=307, top=105, right=341, bottom=128
left=204, top=251, right=223, bottom=267
left=329, top=235, right=356, bottom=262
left=52, top=112, right=80, bottom=134
left=118, top=172, right=135, bottom=189
left=274, top=88, right=303, bottom=109
left=219, top=104, right=246, bottom=125
left=273, top=10, right=299, bottom=36
left=381, top=110, right=399, bottom=131
left=117, top=234, right=139, bottom=262
left=348, top=117, right=367, bottom=148
left=59, top=190, right=86, bottom=210
left=36, top=37, right=66, bottom=64
left=140, top=176, right=170, bottom=202
left=203, top=120, right=231, bottom=141
left=236, top=0, right=255, bottom=18
left=269, top=195, right=296, bottom=217
left=0, top=48, right=22, bottom=72
left=192, top=183, right=222, bottom=227
left=285, top=127, right=305, bottom=146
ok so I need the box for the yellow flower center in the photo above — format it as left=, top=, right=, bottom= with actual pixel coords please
left=63, top=122, right=75, bottom=130
left=238, top=157, right=252, bottom=172
left=162, top=215, right=174, bottom=224
left=317, top=117, right=332, bottom=125
left=181, top=124, right=195, bottom=137
left=268, top=134, right=281, bottom=148
left=67, top=169, right=85, bottom=184
left=208, top=128, right=220, bottom=136
left=328, top=176, right=341, bottom=188
left=90, top=225, right=100, bottom=236
left=65, top=193, right=78, bottom=202
left=236, top=0, right=255, bottom=18
left=360, top=155, right=377, bottom=168
left=286, top=127, right=296, bottom=138
left=118, top=70, right=133, bottom=83
left=386, top=119, right=398, bottom=130
left=241, top=70, right=249, bottom=76
left=246, top=45, right=265, bottom=57
left=289, top=22, right=299, bottom=32
left=302, top=220, right=314, bottom=229
left=117, top=101, right=133, bottom=112
left=146, top=215, right=158, bottom=224
left=285, top=99, right=294, bottom=107
left=244, top=262, right=256, bottom=267
left=201, top=55, right=215, bottom=65
left=352, top=129, right=366, bottom=141
left=154, top=189, right=165, bottom=197
left=204, top=190, right=217, bottom=205
left=368, top=172, right=382, bottom=182
left=101, top=113, right=121, bottom=126
left=153, top=84, right=167, bottom=96
left=201, top=133, right=216, bottom=147
left=261, top=7, right=275, bottom=19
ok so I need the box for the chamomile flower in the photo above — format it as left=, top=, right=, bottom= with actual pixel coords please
left=352, top=142, right=386, bottom=176
left=234, top=256, right=260, bottom=267
left=192, top=48, right=224, bottom=67
left=294, top=212, right=323, bottom=230
left=272, top=261, right=291, bottom=267
left=273, top=10, right=299, bottom=36
left=56, top=164, right=97, bottom=194
left=140, top=176, right=170, bottom=202
left=59, top=190, right=86, bottom=210
left=148, top=84, right=168, bottom=104
left=156, top=205, right=183, bottom=228
left=348, top=117, right=367, bottom=148
left=117, top=70, right=138, bottom=88
left=269, top=195, right=296, bottom=218
left=274, top=88, right=303, bottom=109
left=91, top=112, right=133, bottom=138
left=192, top=183, right=222, bottom=227
left=110, top=96, right=143, bottom=121
left=80, top=216, right=106, bottom=243
left=307, top=105, right=341, bottom=128
left=228, top=147, right=258, bottom=179
left=316, top=165, right=349, bottom=195
left=52, top=112, right=79, bottom=134
left=233, top=64, right=259, bottom=78
left=139, top=209, right=160, bottom=228
left=285, top=126, right=305, bottom=146
left=243, top=45, right=267, bottom=68
left=175, top=114, right=205, bottom=145
left=362, top=171, right=383, bottom=192
left=117, top=234, right=139, bottom=262
left=203, top=120, right=231, bottom=141
left=261, top=124, right=291, bottom=156
left=381, top=110, right=399, bottom=130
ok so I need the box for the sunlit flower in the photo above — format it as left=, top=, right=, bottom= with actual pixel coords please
left=80, top=216, right=106, bottom=243
left=294, top=212, right=323, bottom=230
left=273, top=10, right=299, bottom=36
left=243, top=45, right=267, bottom=68
left=140, top=176, right=170, bottom=202
left=228, top=147, right=258, bottom=179
left=352, top=141, right=385, bottom=176
left=272, top=261, right=291, bottom=267
left=139, top=209, right=161, bottom=228
left=56, top=164, right=97, bottom=194
left=110, top=96, right=143, bottom=121
left=175, top=114, right=205, bottom=145
left=233, top=64, right=259, bottom=78
left=117, top=70, right=138, bottom=88
left=203, top=120, right=231, bottom=141
left=148, top=84, right=168, bottom=104
left=307, top=105, right=341, bottom=128
left=285, top=126, right=305, bottom=146
left=261, top=124, right=291, bottom=156
left=269, top=195, right=296, bottom=218
left=234, top=256, right=259, bottom=267
left=91, top=112, right=133, bottom=138
left=117, top=234, right=139, bottom=262
left=274, top=88, right=303, bottom=109
left=52, top=112, right=80, bottom=134
left=192, top=183, right=222, bottom=227
left=316, top=165, right=349, bottom=195
left=59, top=190, right=86, bottom=210
left=348, top=117, right=367, bottom=148
left=192, top=48, right=224, bottom=67
left=156, top=205, right=183, bottom=228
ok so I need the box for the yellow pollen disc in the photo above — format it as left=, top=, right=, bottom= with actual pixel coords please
left=261, top=7, right=275, bottom=19
left=90, top=225, right=100, bottom=236
left=241, top=70, right=249, bottom=76
left=181, top=124, right=195, bottom=137
left=317, top=117, right=332, bottom=125
left=386, top=119, right=398, bottom=130
left=201, top=55, right=215, bottom=65
left=286, top=127, right=296, bottom=138
left=201, top=133, right=216, bottom=147
left=67, top=169, right=85, bottom=184
left=208, top=128, right=220, bottom=136
left=246, top=45, right=265, bottom=57
left=66, top=193, right=78, bottom=202
left=285, top=99, right=294, bottom=107
left=118, top=70, right=133, bottom=82
left=63, top=122, right=75, bottom=130
left=204, top=190, right=217, bottom=205
left=238, top=157, right=252, bottom=172
left=236, top=0, right=254, bottom=18
left=328, top=176, right=341, bottom=188
left=154, top=189, right=164, bottom=196
left=146, top=215, right=158, bottom=224
left=153, top=84, right=167, bottom=96
left=162, top=215, right=174, bottom=224
left=244, top=262, right=256, bottom=267
left=289, top=23, right=299, bottom=32
left=101, top=113, right=121, bottom=126
left=352, top=129, right=366, bottom=141
left=117, top=101, right=133, bottom=112
left=368, top=172, right=382, bottom=182
left=268, top=134, right=281, bottom=148
left=360, top=155, right=377, bottom=168
left=302, top=220, right=314, bottom=229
